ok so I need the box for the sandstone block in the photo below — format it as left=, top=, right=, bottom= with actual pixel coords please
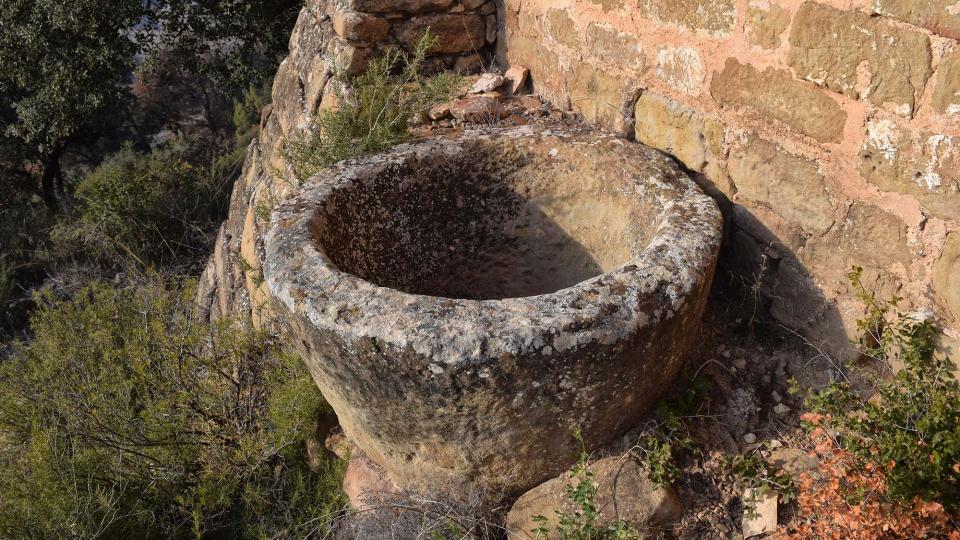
left=587, top=0, right=626, bottom=12
left=449, top=95, right=508, bottom=123
left=728, top=135, right=835, bottom=235
left=585, top=23, right=645, bottom=73
left=742, top=488, right=778, bottom=538
left=859, top=119, right=960, bottom=221
left=711, top=58, right=847, bottom=143
left=633, top=92, right=729, bottom=195
left=874, top=0, right=960, bottom=40
left=636, top=0, right=737, bottom=38
left=789, top=2, right=933, bottom=117
left=657, top=46, right=704, bottom=96
left=505, top=457, right=683, bottom=538
left=331, top=10, right=390, bottom=44
left=934, top=233, right=960, bottom=319
left=503, top=65, right=530, bottom=95
left=745, top=1, right=791, bottom=50
left=545, top=8, right=578, bottom=49
left=566, top=59, right=639, bottom=135
left=398, top=14, right=486, bottom=54
left=933, top=49, right=960, bottom=116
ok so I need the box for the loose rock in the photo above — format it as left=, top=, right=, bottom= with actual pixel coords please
left=741, top=487, right=777, bottom=538
left=468, top=73, right=505, bottom=94
left=449, top=95, right=508, bottom=123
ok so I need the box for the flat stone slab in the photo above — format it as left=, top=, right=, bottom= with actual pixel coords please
left=264, top=125, right=722, bottom=495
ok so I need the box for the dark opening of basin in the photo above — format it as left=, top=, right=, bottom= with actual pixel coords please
left=313, top=142, right=657, bottom=300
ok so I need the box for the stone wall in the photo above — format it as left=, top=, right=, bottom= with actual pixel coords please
left=499, top=0, right=960, bottom=356
left=197, top=0, right=497, bottom=327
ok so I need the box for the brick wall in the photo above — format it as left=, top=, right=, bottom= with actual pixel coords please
left=498, top=0, right=960, bottom=357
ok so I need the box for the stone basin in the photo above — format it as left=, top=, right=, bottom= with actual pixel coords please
left=264, top=125, right=722, bottom=495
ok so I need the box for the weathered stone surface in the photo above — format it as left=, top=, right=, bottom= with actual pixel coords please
left=468, top=73, right=505, bottom=94
left=933, top=49, right=960, bottom=116
left=587, top=0, right=625, bottom=12
left=566, top=59, right=639, bottom=135
left=264, top=126, right=722, bottom=495
left=330, top=9, right=390, bottom=44
left=745, top=1, right=791, bottom=50
left=711, top=58, right=847, bottom=143
left=505, top=457, right=683, bottom=539
left=449, top=95, right=508, bottom=122
left=343, top=451, right=399, bottom=511
left=633, top=92, right=730, bottom=195
left=934, top=233, right=960, bottom=319
left=348, top=0, right=456, bottom=14
left=874, top=0, right=960, bottom=40
left=585, top=23, right=645, bottom=73
left=398, top=14, right=486, bottom=54
left=859, top=119, right=960, bottom=221
left=789, top=2, right=933, bottom=117
left=636, top=0, right=737, bottom=37
left=657, top=46, right=704, bottom=96
left=728, top=135, right=836, bottom=235
left=545, top=8, right=578, bottom=48
left=806, top=202, right=912, bottom=279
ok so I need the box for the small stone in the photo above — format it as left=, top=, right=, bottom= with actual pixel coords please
left=503, top=65, right=530, bottom=94
left=733, top=357, right=747, bottom=370
left=449, top=96, right=508, bottom=123
left=742, top=487, right=778, bottom=538
left=771, top=391, right=782, bottom=403
left=468, top=73, right=505, bottom=94
left=428, top=102, right=452, bottom=120
left=743, top=433, right=757, bottom=444
left=773, top=403, right=791, bottom=415
left=517, top=94, right=543, bottom=111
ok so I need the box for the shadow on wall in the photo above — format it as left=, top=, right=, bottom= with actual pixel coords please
left=673, top=163, right=851, bottom=361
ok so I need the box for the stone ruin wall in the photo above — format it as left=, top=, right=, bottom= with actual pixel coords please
left=197, top=0, right=498, bottom=326
left=200, top=0, right=960, bottom=361
left=500, top=0, right=960, bottom=358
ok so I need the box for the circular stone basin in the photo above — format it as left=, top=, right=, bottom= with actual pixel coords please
left=264, top=125, right=722, bottom=495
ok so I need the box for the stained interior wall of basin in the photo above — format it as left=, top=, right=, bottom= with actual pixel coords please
left=313, top=141, right=658, bottom=300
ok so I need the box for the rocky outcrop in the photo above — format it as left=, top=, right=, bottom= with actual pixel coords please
left=262, top=125, right=722, bottom=495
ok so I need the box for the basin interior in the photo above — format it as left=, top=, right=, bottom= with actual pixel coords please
left=313, top=141, right=660, bottom=300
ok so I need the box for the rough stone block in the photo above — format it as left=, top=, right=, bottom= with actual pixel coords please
left=398, top=14, right=486, bottom=54
left=506, top=457, right=683, bottom=538
left=874, top=0, right=960, bottom=40
left=634, top=92, right=729, bottom=195
left=934, top=233, right=960, bottom=319
left=789, top=2, right=933, bottom=117
left=745, top=1, right=791, bottom=50
left=710, top=58, right=847, bottom=143
left=859, top=118, right=960, bottom=221
left=567, top=59, right=639, bottom=135
left=728, top=135, right=836, bottom=235
left=636, top=0, right=737, bottom=37
left=933, top=49, right=960, bottom=116
left=545, top=8, right=578, bottom=49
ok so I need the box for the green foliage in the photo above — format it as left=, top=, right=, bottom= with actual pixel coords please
left=283, top=31, right=465, bottom=180
left=727, top=453, right=797, bottom=505
left=0, top=281, right=346, bottom=538
left=139, top=0, right=302, bottom=94
left=804, top=266, right=960, bottom=512
left=532, top=431, right=641, bottom=540
left=60, top=142, right=234, bottom=268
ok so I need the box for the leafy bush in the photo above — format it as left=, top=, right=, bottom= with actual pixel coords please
left=61, top=142, right=234, bottom=268
left=283, top=31, right=464, bottom=180
left=0, top=281, right=346, bottom=538
left=803, top=266, right=960, bottom=513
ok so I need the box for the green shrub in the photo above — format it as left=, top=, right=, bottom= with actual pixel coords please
left=804, top=266, right=960, bottom=512
left=62, top=142, right=233, bottom=268
left=0, top=281, right=346, bottom=538
left=283, top=31, right=464, bottom=180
